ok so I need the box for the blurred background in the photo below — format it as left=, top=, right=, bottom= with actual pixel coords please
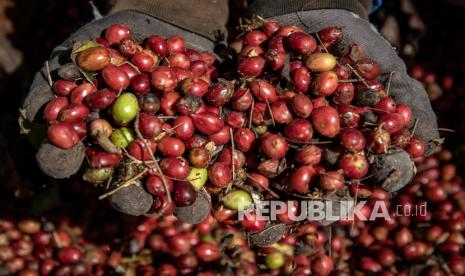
left=0, top=0, right=465, bottom=274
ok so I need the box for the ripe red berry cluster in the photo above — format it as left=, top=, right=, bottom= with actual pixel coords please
left=42, top=20, right=424, bottom=225
left=3, top=143, right=463, bottom=275
left=124, top=215, right=223, bottom=275
left=226, top=21, right=423, bottom=193
left=0, top=210, right=337, bottom=275
left=325, top=147, right=465, bottom=275
left=206, top=19, right=424, bottom=233
left=43, top=24, right=220, bottom=213
left=123, top=215, right=337, bottom=275
left=0, top=217, right=110, bottom=275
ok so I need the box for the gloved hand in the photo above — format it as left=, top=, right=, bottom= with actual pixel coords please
left=22, top=0, right=227, bottom=216
left=248, top=2, right=439, bottom=193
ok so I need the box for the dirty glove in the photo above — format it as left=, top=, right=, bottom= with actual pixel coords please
left=22, top=0, right=227, bottom=216
left=249, top=2, right=439, bottom=193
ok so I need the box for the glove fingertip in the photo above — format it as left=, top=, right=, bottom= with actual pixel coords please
left=36, top=141, right=85, bottom=179
left=248, top=223, right=287, bottom=247
left=174, top=189, right=211, bottom=224
left=370, top=148, right=415, bottom=193
left=108, top=184, right=153, bottom=216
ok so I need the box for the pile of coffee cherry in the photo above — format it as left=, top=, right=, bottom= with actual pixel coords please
left=42, top=20, right=424, bottom=230
left=2, top=147, right=464, bottom=275
left=0, top=216, right=112, bottom=275
left=0, top=208, right=337, bottom=275
left=327, top=147, right=465, bottom=275
left=116, top=214, right=342, bottom=275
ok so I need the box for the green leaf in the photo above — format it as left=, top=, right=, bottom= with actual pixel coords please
left=70, top=40, right=101, bottom=64
left=79, top=69, right=98, bottom=84
left=70, top=40, right=101, bottom=84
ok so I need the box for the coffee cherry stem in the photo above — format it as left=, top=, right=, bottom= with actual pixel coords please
left=337, top=79, right=360, bottom=83
left=350, top=180, right=360, bottom=235
left=95, top=133, right=122, bottom=154
left=264, top=97, right=276, bottom=127
left=256, top=15, right=266, bottom=22
left=122, top=61, right=141, bottom=75
left=287, top=144, right=300, bottom=150
left=134, top=111, right=173, bottom=209
left=165, top=175, right=199, bottom=182
left=246, top=173, right=280, bottom=199
left=248, top=98, right=254, bottom=129
left=226, top=127, right=236, bottom=193
left=410, top=118, right=419, bottom=137
left=98, top=168, right=149, bottom=200
left=116, top=86, right=123, bottom=97
left=157, top=116, right=178, bottom=120
left=162, top=56, right=170, bottom=66
left=366, top=106, right=391, bottom=113
left=52, top=231, right=63, bottom=248
left=363, top=122, right=377, bottom=127
left=290, top=192, right=326, bottom=200
left=105, top=173, right=113, bottom=190
left=154, top=123, right=183, bottom=141
left=122, top=148, right=146, bottom=163
left=314, top=32, right=333, bottom=58
left=285, top=137, right=333, bottom=145
left=385, top=71, right=395, bottom=96
left=328, top=226, right=333, bottom=257
left=345, top=63, right=370, bottom=88
left=436, top=128, right=455, bottom=132
left=442, top=264, right=453, bottom=275
left=45, top=60, right=53, bottom=87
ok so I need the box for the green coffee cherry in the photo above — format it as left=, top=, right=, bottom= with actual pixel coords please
left=265, top=252, right=285, bottom=270
left=111, top=127, right=135, bottom=149
left=187, top=167, right=208, bottom=190
left=112, top=93, right=139, bottom=125
left=223, top=190, right=252, bottom=211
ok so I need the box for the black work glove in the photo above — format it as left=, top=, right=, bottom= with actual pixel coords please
left=248, top=4, right=439, bottom=193
left=22, top=0, right=226, bottom=216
